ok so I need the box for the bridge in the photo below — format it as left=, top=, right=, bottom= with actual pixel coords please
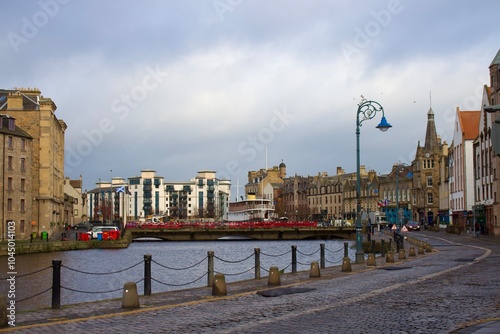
left=129, top=227, right=356, bottom=241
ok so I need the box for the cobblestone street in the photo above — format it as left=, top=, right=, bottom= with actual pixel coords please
left=2, top=231, right=499, bottom=333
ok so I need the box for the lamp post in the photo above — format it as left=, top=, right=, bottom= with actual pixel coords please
left=355, top=99, right=392, bottom=264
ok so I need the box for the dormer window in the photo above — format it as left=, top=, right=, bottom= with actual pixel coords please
left=8, top=118, right=15, bottom=130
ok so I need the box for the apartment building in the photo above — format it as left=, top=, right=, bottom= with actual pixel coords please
left=63, top=176, right=88, bottom=227
left=0, top=88, right=67, bottom=238
left=0, top=114, right=33, bottom=240
left=475, top=49, right=500, bottom=235
left=281, top=174, right=310, bottom=220
left=449, top=108, right=480, bottom=229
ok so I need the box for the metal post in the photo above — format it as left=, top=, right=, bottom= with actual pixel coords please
left=291, top=245, right=297, bottom=273
left=344, top=242, right=349, bottom=258
left=381, top=239, right=385, bottom=257
left=320, top=243, right=325, bottom=269
left=396, top=169, right=399, bottom=230
left=254, top=248, right=260, bottom=279
left=207, top=251, right=214, bottom=287
left=52, top=260, right=61, bottom=309
left=355, top=99, right=391, bottom=265
left=355, top=111, right=364, bottom=264
left=144, top=254, right=151, bottom=296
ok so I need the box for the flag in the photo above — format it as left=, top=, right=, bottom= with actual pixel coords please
left=116, top=186, right=125, bottom=193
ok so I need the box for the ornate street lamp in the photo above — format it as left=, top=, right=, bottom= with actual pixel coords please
left=355, top=98, right=392, bottom=264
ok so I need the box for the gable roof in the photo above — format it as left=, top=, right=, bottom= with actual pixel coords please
left=457, top=108, right=480, bottom=140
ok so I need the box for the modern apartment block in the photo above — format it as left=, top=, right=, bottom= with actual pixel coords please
left=0, top=114, right=33, bottom=240
left=128, top=170, right=166, bottom=220
left=0, top=88, right=67, bottom=238
left=87, top=170, right=231, bottom=222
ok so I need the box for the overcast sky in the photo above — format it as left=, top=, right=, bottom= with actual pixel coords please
left=2, top=0, right=498, bottom=197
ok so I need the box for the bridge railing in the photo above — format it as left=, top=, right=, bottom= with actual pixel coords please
left=126, top=221, right=321, bottom=229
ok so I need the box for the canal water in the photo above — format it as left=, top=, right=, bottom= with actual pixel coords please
left=1, top=239, right=355, bottom=311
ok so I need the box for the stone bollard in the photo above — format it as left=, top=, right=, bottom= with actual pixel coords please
left=122, top=282, right=140, bottom=309
left=409, top=247, right=416, bottom=257
left=418, top=246, right=425, bottom=254
left=386, top=251, right=394, bottom=263
left=426, top=244, right=432, bottom=252
left=309, top=261, right=320, bottom=278
left=367, top=253, right=376, bottom=267
left=212, top=273, right=227, bottom=296
left=0, top=297, right=7, bottom=328
left=268, top=266, right=281, bottom=286
left=399, top=249, right=406, bottom=260
left=341, top=257, right=352, bottom=272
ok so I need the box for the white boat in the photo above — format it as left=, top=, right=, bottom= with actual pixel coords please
left=225, top=194, right=276, bottom=222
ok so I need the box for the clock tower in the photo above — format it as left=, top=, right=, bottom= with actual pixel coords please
left=411, top=107, right=448, bottom=227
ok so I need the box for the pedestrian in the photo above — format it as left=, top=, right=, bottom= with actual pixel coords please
left=379, top=224, right=383, bottom=236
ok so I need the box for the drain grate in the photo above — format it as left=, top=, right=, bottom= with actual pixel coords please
left=454, top=258, right=475, bottom=262
left=377, top=266, right=412, bottom=271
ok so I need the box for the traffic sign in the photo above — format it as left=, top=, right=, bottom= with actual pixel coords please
left=391, top=224, right=397, bottom=230
left=401, top=226, right=408, bottom=232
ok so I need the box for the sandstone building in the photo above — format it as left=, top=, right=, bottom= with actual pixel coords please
left=0, top=114, right=33, bottom=240
left=0, top=88, right=67, bottom=238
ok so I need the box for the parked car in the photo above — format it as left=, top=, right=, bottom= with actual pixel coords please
left=89, top=226, right=120, bottom=239
left=406, top=221, right=421, bottom=231
left=73, top=222, right=90, bottom=230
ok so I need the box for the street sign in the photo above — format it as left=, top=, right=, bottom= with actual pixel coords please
left=401, top=226, right=408, bottom=232
left=391, top=224, right=397, bottom=230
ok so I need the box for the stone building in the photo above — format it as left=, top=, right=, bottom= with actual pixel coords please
left=281, top=174, right=310, bottom=220
left=0, top=88, right=67, bottom=238
left=341, top=165, right=371, bottom=222
left=0, top=114, right=33, bottom=240
left=245, top=161, right=286, bottom=205
left=411, top=107, right=448, bottom=226
left=379, top=164, right=413, bottom=226
left=476, top=49, right=500, bottom=235
left=63, top=176, right=88, bottom=227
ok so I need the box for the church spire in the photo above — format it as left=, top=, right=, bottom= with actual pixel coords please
left=424, top=107, right=439, bottom=151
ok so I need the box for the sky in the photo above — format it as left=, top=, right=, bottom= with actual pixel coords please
left=1, top=0, right=499, bottom=197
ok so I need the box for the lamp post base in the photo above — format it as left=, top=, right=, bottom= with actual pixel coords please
left=355, top=251, right=365, bottom=264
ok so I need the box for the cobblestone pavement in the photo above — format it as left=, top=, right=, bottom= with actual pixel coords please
left=2, top=231, right=499, bottom=333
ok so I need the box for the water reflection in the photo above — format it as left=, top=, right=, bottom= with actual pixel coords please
left=0, top=239, right=354, bottom=311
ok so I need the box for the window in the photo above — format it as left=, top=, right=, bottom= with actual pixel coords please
left=7, top=136, right=13, bottom=148
left=427, top=193, right=433, bottom=205
left=8, top=118, right=14, bottom=130
left=7, top=198, right=13, bottom=211
left=21, top=179, right=25, bottom=191
left=8, top=177, right=13, bottom=190
left=20, top=199, right=25, bottom=212
left=427, top=176, right=433, bottom=187
left=21, top=158, right=25, bottom=172
left=20, top=220, right=25, bottom=233
left=8, top=156, right=13, bottom=170
left=21, top=138, right=26, bottom=151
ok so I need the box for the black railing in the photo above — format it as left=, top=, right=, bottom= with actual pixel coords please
left=5, top=243, right=351, bottom=309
